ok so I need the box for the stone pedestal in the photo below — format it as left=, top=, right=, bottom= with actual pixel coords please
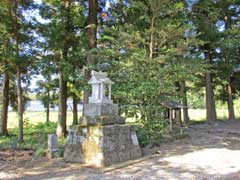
left=64, top=124, right=141, bottom=167
left=64, top=106, right=142, bottom=167
left=80, top=116, right=125, bottom=126
left=84, top=103, right=119, bottom=117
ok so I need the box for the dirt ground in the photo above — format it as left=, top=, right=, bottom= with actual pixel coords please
left=1, top=120, right=240, bottom=180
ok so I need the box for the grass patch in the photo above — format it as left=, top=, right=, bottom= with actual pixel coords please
left=0, top=121, right=57, bottom=151
left=7, top=111, right=82, bottom=129
left=188, top=108, right=240, bottom=122
left=1, top=111, right=78, bottom=154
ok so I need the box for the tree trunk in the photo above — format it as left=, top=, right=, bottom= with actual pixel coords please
left=223, top=17, right=236, bottom=121
left=72, top=94, right=78, bottom=125
left=149, top=15, right=155, bottom=59
left=83, top=0, right=98, bottom=108
left=227, top=82, right=235, bottom=121
left=56, top=0, right=73, bottom=137
left=46, top=90, right=50, bottom=124
left=46, top=73, right=51, bottom=124
left=180, top=80, right=190, bottom=126
left=0, top=72, right=9, bottom=136
left=204, top=51, right=216, bottom=123
left=17, top=66, right=23, bottom=143
left=56, top=72, right=67, bottom=137
left=11, top=0, right=23, bottom=142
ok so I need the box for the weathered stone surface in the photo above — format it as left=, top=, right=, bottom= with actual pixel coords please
left=84, top=103, right=118, bottom=117
left=47, top=134, right=60, bottom=159
left=65, top=126, right=88, bottom=145
left=48, top=134, right=58, bottom=151
left=80, top=116, right=125, bottom=126
left=64, top=144, right=85, bottom=163
left=64, top=124, right=142, bottom=167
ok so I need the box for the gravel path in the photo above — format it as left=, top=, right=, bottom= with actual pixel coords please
left=1, top=121, right=240, bottom=180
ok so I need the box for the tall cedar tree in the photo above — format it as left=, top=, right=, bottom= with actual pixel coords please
left=217, top=0, right=240, bottom=120
left=0, top=0, right=35, bottom=141
left=192, top=0, right=218, bottom=123
left=12, top=0, right=23, bottom=142
left=83, top=0, right=98, bottom=107
left=56, top=0, right=72, bottom=137
left=0, top=72, right=9, bottom=136
left=0, top=0, right=34, bottom=137
left=0, top=1, right=10, bottom=135
left=40, top=0, right=85, bottom=136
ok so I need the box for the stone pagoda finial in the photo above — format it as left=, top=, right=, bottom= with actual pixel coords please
left=88, top=70, right=114, bottom=104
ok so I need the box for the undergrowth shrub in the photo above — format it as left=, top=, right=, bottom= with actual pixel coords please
left=122, top=105, right=168, bottom=147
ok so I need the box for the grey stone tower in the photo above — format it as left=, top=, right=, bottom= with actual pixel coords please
left=64, top=71, right=142, bottom=167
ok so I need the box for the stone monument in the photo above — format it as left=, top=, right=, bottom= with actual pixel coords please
left=47, top=134, right=59, bottom=159
left=64, top=71, right=142, bottom=167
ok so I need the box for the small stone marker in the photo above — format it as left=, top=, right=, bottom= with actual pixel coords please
left=48, top=134, right=58, bottom=150
left=47, top=134, right=59, bottom=159
left=131, top=132, right=139, bottom=146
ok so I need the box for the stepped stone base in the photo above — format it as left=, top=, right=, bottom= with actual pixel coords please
left=80, top=116, right=125, bottom=126
left=64, top=124, right=142, bottom=167
left=84, top=103, right=118, bottom=117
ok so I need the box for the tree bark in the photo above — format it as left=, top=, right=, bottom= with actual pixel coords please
left=46, top=73, right=51, bottom=124
left=72, top=94, right=78, bottom=125
left=46, top=90, right=50, bottom=124
left=227, top=82, right=235, bottom=120
left=57, top=73, right=67, bottom=137
left=17, top=66, right=23, bottom=143
left=0, top=72, right=9, bottom=136
left=180, top=80, right=190, bottom=126
left=223, top=17, right=236, bottom=121
left=11, top=0, right=23, bottom=142
left=149, top=15, right=155, bottom=59
left=83, top=0, right=98, bottom=107
left=204, top=51, right=216, bottom=123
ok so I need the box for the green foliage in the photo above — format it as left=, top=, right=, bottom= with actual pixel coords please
left=36, top=78, right=59, bottom=108
left=0, top=121, right=57, bottom=150
left=57, top=135, right=66, bottom=148
left=187, top=92, right=206, bottom=109
left=135, top=106, right=167, bottom=147
left=121, top=104, right=168, bottom=147
left=95, top=0, right=208, bottom=146
left=34, top=146, right=46, bottom=158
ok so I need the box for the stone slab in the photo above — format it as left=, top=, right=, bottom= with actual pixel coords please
left=48, top=134, right=58, bottom=151
left=84, top=103, right=118, bottom=117
left=80, top=116, right=125, bottom=126
left=63, top=144, right=85, bottom=163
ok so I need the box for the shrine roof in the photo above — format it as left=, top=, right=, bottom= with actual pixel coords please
left=161, top=101, right=188, bottom=109
left=88, top=71, right=114, bottom=84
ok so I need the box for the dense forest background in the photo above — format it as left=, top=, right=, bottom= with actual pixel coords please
left=0, top=0, right=240, bottom=148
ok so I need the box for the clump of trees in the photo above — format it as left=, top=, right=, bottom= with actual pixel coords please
left=0, top=0, right=240, bottom=145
